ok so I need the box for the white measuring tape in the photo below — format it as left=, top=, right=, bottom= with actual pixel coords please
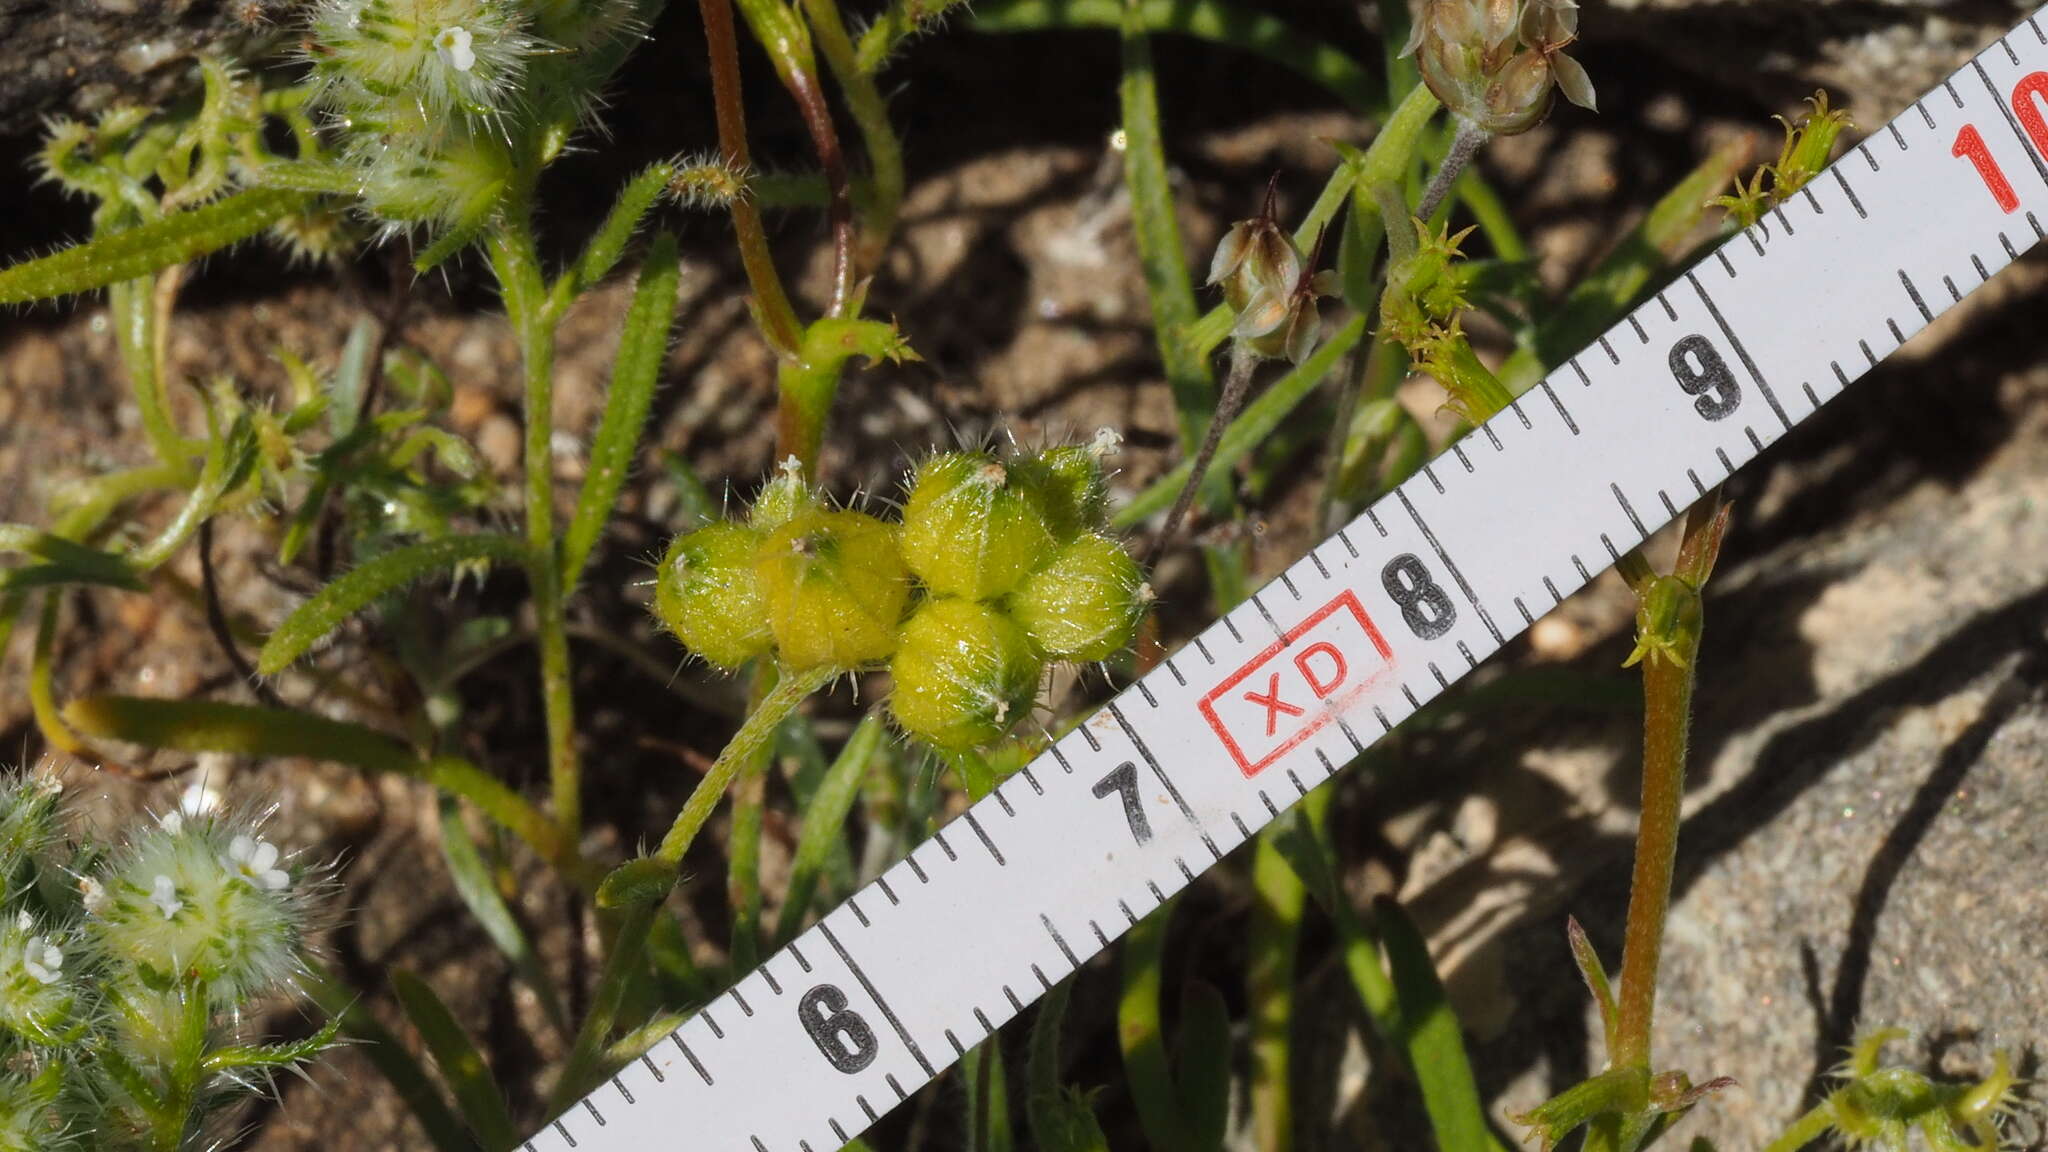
left=527, top=13, right=2048, bottom=1149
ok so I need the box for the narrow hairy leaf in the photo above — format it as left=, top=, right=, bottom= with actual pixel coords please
left=1116, top=2, right=1213, bottom=455
left=439, top=794, right=569, bottom=1034
left=974, top=0, right=1375, bottom=113
left=257, top=533, right=528, bottom=674
left=1567, top=916, right=1619, bottom=1050
left=62, top=696, right=580, bottom=877
left=563, top=162, right=679, bottom=301
left=0, top=188, right=307, bottom=304
left=202, top=1017, right=344, bottom=1072
left=563, top=232, right=680, bottom=594
left=774, top=712, right=886, bottom=944
left=0, top=525, right=141, bottom=592
left=1375, top=896, right=1506, bottom=1152
left=301, top=964, right=475, bottom=1152
left=391, top=968, right=522, bottom=1152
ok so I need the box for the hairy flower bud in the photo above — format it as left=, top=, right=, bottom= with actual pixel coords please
left=1017, top=433, right=1115, bottom=542
left=1007, top=534, right=1149, bottom=662
left=888, top=598, right=1042, bottom=751
left=655, top=522, right=773, bottom=671
left=757, top=509, right=910, bottom=669
left=306, top=0, right=542, bottom=128
left=900, top=452, right=1056, bottom=601
left=750, top=456, right=818, bottom=533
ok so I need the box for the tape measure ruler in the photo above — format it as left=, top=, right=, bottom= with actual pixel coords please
left=525, top=12, right=2048, bottom=1150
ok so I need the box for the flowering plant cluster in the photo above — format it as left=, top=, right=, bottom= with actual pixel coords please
left=656, top=437, right=1149, bottom=751
left=0, top=774, right=332, bottom=1151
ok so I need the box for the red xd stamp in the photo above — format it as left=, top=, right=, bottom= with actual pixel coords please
left=1197, top=590, right=1393, bottom=777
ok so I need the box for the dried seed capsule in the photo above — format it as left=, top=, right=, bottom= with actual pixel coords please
left=900, top=452, right=1055, bottom=601
left=1007, top=533, right=1148, bottom=662
left=654, top=522, right=772, bottom=671
left=756, top=509, right=910, bottom=669
left=888, top=598, right=1043, bottom=751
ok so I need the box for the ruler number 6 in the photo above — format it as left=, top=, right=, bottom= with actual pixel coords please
left=1382, top=554, right=1457, bottom=640
left=1667, top=335, right=1741, bottom=421
left=798, top=984, right=880, bottom=1074
left=1093, top=760, right=1152, bottom=844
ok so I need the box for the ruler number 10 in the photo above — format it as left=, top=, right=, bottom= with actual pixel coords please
left=1954, top=71, right=2048, bottom=214
left=798, top=984, right=880, bottom=1073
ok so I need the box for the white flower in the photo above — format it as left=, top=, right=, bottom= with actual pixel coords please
left=1089, top=426, right=1124, bottom=458
left=229, top=835, right=291, bottom=891
left=78, top=875, right=107, bottom=915
left=20, top=937, right=61, bottom=985
left=158, top=809, right=183, bottom=835
left=179, top=778, right=223, bottom=819
left=151, top=874, right=183, bottom=919
left=13, top=911, right=29, bottom=933
left=435, top=25, right=477, bottom=71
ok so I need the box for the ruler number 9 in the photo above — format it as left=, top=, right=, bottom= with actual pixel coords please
left=798, top=984, right=880, bottom=1073
left=1382, top=554, right=1457, bottom=640
left=1667, top=335, right=1741, bottom=421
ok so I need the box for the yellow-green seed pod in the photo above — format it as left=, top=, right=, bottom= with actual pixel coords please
left=900, top=452, right=1056, bottom=600
left=1020, top=444, right=1108, bottom=541
left=1008, top=533, right=1148, bottom=662
left=654, top=522, right=773, bottom=671
left=889, top=598, right=1043, bottom=751
left=756, top=509, right=910, bottom=669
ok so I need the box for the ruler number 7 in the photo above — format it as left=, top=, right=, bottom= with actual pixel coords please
left=798, top=984, right=880, bottom=1073
left=1954, top=71, right=2048, bottom=214
left=1093, top=760, right=1152, bottom=844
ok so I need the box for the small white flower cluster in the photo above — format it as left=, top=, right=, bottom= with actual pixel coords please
left=0, top=770, right=334, bottom=1147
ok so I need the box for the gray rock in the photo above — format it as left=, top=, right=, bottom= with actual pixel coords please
left=0, top=0, right=276, bottom=136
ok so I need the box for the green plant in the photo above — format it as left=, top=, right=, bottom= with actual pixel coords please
left=0, top=0, right=2034, bottom=1148
left=0, top=771, right=335, bottom=1150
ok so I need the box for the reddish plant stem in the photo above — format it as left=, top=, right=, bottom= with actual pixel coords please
left=784, top=62, right=856, bottom=318
left=699, top=0, right=804, bottom=356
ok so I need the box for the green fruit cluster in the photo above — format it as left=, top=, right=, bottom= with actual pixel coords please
left=653, top=442, right=1149, bottom=751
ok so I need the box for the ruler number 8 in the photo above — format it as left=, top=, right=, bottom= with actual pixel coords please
left=798, top=984, right=880, bottom=1074
left=1382, top=554, right=1457, bottom=640
left=1667, top=334, right=1741, bottom=421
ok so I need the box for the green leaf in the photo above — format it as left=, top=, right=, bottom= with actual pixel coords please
left=561, top=162, right=679, bottom=302
left=1111, top=314, right=1366, bottom=528
left=1175, top=981, right=1231, bottom=1152
left=0, top=188, right=308, bottom=304
left=0, top=525, right=141, bottom=593
left=1375, top=896, right=1506, bottom=1152
left=438, top=794, right=569, bottom=1034
left=1115, top=4, right=1214, bottom=456
left=597, top=856, right=679, bottom=911
left=301, top=963, right=476, bottom=1152
left=774, top=712, right=885, bottom=944
left=1567, top=916, right=1619, bottom=1052
left=1119, top=901, right=1197, bottom=1152
left=257, top=533, right=528, bottom=674
left=974, top=0, right=1375, bottom=113
left=964, top=1040, right=1014, bottom=1152
left=62, top=695, right=581, bottom=878
left=1027, top=981, right=1111, bottom=1152
left=391, top=968, right=522, bottom=1152
left=202, top=1017, right=344, bottom=1073
left=562, top=232, right=680, bottom=594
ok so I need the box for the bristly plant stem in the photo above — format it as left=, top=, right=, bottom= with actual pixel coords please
left=701, top=0, right=805, bottom=355
left=1416, top=120, right=1490, bottom=222
left=487, top=196, right=583, bottom=839
left=799, top=0, right=905, bottom=275
left=1611, top=492, right=1728, bottom=1070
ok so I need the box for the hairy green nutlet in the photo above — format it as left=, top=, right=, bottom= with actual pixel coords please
left=900, top=452, right=1055, bottom=601
left=750, top=457, right=817, bottom=533
left=889, top=598, right=1043, bottom=751
left=654, top=522, right=773, bottom=671
left=1019, top=442, right=1110, bottom=542
left=1007, top=533, right=1148, bottom=662
left=757, top=509, right=910, bottom=669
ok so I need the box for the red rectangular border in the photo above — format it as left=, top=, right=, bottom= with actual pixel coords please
left=1196, top=589, right=1393, bottom=777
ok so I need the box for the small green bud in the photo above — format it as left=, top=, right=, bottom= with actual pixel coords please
left=750, top=456, right=817, bottom=533
left=757, top=509, right=910, bottom=669
left=654, top=522, right=773, bottom=671
left=900, top=452, right=1055, bottom=601
left=1007, top=533, right=1149, bottom=662
left=888, top=598, right=1042, bottom=751
left=1623, top=575, right=1703, bottom=670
